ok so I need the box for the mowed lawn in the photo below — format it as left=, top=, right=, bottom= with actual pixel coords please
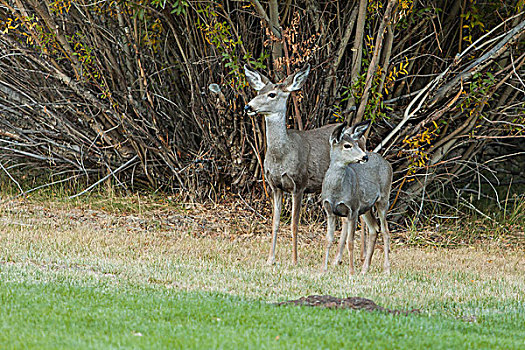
left=0, top=195, right=524, bottom=349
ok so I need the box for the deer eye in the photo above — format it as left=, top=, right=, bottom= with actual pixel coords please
left=268, top=92, right=277, bottom=98
left=343, top=144, right=352, bottom=149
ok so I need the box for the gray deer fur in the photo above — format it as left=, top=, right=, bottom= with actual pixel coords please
left=321, top=121, right=393, bottom=275
left=244, top=64, right=340, bottom=265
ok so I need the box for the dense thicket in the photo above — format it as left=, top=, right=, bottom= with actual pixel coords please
left=0, top=0, right=524, bottom=220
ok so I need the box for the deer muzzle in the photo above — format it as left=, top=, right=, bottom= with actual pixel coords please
left=244, top=104, right=256, bottom=116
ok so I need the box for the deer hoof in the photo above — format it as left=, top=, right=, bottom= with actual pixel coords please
left=266, top=257, right=276, bottom=265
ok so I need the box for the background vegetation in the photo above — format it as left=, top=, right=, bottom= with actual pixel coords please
left=0, top=0, right=524, bottom=226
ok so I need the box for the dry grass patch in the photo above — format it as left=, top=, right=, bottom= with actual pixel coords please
left=1, top=196, right=523, bottom=314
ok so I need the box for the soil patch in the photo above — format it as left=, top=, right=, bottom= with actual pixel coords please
left=278, top=295, right=419, bottom=315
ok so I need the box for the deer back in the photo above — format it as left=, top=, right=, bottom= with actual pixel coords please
left=288, top=123, right=339, bottom=193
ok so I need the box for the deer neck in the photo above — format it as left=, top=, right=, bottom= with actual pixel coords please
left=328, top=150, right=347, bottom=173
left=326, top=155, right=351, bottom=188
left=326, top=162, right=346, bottom=184
left=264, top=111, right=291, bottom=155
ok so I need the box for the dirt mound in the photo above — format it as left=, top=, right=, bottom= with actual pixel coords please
left=278, top=295, right=419, bottom=315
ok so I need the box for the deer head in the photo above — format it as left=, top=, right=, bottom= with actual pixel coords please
left=329, top=121, right=371, bottom=166
left=244, top=64, right=311, bottom=116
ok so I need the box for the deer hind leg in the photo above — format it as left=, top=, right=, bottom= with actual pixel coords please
left=333, top=217, right=348, bottom=266
left=361, top=211, right=379, bottom=275
left=268, top=187, right=283, bottom=265
left=359, top=216, right=367, bottom=263
left=322, top=206, right=336, bottom=273
left=376, top=200, right=391, bottom=274
left=345, top=216, right=357, bottom=276
left=290, top=189, right=304, bottom=265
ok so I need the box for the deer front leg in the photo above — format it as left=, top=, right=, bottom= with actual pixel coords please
left=322, top=210, right=336, bottom=273
left=361, top=211, right=379, bottom=275
left=346, top=216, right=357, bottom=276
left=291, top=190, right=304, bottom=265
left=333, top=217, right=348, bottom=266
left=268, top=188, right=283, bottom=265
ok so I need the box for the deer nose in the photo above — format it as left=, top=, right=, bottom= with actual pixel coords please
left=244, top=105, right=253, bottom=113
left=362, top=154, right=369, bottom=162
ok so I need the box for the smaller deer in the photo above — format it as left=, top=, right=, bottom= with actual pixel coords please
left=321, top=121, right=393, bottom=275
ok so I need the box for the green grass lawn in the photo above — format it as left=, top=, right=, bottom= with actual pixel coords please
left=1, top=268, right=523, bottom=349
left=0, top=195, right=524, bottom=349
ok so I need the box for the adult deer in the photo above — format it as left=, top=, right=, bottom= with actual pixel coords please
left=244, top=64, right=342, bottom=265
left=321, top=121, right=393, bottom=275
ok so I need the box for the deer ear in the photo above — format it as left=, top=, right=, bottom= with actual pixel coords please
left=330, top=122, right=347, bottom=144
left=283, top=64, right=311, bottom=92
left=348, top=120, right=371, bottom=140
left=244, top=65, right=270, bottom=91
